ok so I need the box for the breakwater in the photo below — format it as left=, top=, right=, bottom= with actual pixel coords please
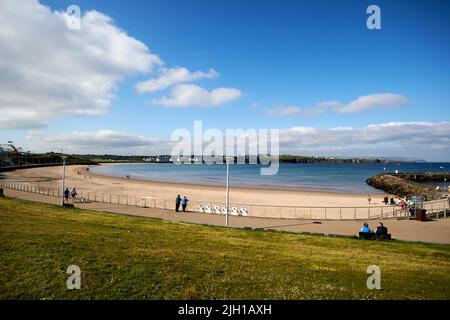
left=366, top=172, right=448, bottom=200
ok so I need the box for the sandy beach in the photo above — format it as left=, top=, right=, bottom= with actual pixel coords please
left=2, top=165, right=449, bottom=243
left=2, top=164, right=391, bottom=208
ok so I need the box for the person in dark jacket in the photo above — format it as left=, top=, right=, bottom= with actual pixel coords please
left=376, top=222, right=388, bottom=236
left=175, top=195, right=181, bottom=212
left=64, top=187, right=70, bottom=203
left=71, top=187, right=77, bottom=203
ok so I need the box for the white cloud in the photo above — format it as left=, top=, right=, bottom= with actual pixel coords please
left=265, top=106, right=303, bottom=117
left=25, top=121, right=450, bottom=161
left=0, top=0, right=161, bottom=129
left=135, top=67, right=219, bottom=93
left=338, top=93, right=409, bottom=113
left=152, top=84, right=242, bottom=107
left=265, top=101, right=339, bottom=117
left=265, top=93, right=409, bottom=117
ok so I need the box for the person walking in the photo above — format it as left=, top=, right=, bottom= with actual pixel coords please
left=64, top=187, right=70, bottom=203
left=175, top=194, right=181, bottom=212
left=181, top=196, right=188, bottom=212
left=71, top=187, right=77, bottom=203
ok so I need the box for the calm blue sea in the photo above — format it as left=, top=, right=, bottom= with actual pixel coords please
left=91, top=162, right=449, bottom=194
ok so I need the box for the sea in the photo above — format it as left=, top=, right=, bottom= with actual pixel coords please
left=90, top=162, right=449, bottom=194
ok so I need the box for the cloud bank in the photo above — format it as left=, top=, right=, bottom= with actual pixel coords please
left=27, top=130, right=167, bottom=154
left=26, top=121, right=450, bottom=161
left=0, top=0, right=162, bottom=129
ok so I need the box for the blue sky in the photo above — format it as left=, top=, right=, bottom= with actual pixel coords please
left=1, top=0, right=449, bottom=160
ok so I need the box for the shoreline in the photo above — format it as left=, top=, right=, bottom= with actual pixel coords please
left=2, top=164, right=392, bottom=208
left=87, top=163, right=382, bottom=196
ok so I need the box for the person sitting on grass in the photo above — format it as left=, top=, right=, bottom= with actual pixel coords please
left=360, top=222, right=372, bottom=234
left=376, top=222, right=388, bottom=236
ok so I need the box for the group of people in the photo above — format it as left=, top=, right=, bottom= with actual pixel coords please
left=64, top=187, right=77, bottom=203
left=383, top=196, right=394, bottom=205
left=76, top=170, right=92, bottom=180
left=175, top=195, right=189, bottom=212
left=371, top=195, right=397, bottom=206
left=360, top=222, right=389, bottom=236
left=379, top=195, right=419, bottom=209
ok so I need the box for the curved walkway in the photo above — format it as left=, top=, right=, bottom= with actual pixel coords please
left=2, top=188, right=450, bottom=244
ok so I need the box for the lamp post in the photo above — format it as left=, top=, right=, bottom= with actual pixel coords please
left=225, top=156, right=232, bottom=227
left=61, top=155, right=68, bottom=206
left=441, top=166, right=446, bottom=191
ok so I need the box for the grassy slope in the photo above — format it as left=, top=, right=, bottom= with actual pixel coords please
left=0, top=197, right=449, bottom=300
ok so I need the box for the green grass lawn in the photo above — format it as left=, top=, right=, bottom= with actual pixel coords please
left=0, top=197, right=449, bottom=300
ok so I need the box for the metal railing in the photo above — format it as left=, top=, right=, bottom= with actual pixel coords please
left=1, top=179, right=448, bottom=221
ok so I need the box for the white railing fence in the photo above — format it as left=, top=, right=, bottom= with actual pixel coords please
left=1, top=180, right=448, bottom=221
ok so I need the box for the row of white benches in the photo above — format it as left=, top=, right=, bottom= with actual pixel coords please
left=197, top=204, right=249, bottom=216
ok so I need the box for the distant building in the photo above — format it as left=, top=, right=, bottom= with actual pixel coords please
left=143, top=155, right=174, bottom=162
left=143, top=156, right=157, bottom=162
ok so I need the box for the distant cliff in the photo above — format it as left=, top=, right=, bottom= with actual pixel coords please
left=278, top=155, right=385, bottom=164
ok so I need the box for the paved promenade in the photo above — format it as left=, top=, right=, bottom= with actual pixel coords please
left=3, top=188, right=450, bottom=244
